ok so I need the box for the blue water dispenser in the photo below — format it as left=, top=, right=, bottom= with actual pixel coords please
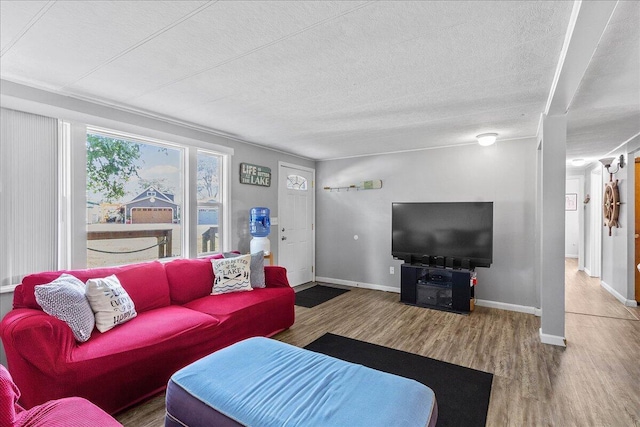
left=249, top=207, right=271, bottom=255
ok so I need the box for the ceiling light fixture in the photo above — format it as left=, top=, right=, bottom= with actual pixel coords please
left=571, top=158, right=586, bottom=167
left=476, top=133, right=498, bottom=146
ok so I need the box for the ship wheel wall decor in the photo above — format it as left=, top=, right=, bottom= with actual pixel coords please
left=603, top=179, right=620, bottom=236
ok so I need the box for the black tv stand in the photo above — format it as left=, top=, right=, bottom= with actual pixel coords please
left=400, top=263, right=476, bottom=314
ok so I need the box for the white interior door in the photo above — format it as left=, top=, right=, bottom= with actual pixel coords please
left=278, top=163, right=314, bottom=286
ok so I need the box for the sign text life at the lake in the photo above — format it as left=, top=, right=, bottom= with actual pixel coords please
left=240, top=163, right=271, bottom=187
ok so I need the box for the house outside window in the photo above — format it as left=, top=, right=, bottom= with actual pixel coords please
left=81, top=128, right=227, bottom=268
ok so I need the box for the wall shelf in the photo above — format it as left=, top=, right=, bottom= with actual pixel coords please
left=323, top=179, right=382, bottom=192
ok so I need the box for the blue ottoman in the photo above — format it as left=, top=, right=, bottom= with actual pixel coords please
left=165, top=337, right=437, bottom=427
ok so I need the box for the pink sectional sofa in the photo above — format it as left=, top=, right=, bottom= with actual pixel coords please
left=0, top=257, right=295, bottom=414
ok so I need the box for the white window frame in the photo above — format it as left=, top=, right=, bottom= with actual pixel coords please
left=194, top=149, right=225, bottom=256
left=61, top=123, right=231, bottom=269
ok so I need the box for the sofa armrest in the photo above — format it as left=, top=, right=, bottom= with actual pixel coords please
left=0, top=309, right=76, bottom=374
left=264, top=266, right=290, bottom=288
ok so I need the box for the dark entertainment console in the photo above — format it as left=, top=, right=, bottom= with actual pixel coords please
left=400, top=263, right=476, bottom=314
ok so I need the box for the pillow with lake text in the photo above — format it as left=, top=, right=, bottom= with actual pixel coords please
left=86, top=275, right=137, bottom=333
left=211, top=254, right=253, bottom=295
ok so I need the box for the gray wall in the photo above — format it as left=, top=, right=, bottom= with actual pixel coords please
left=230, top=146, right=313, bottom=262
left=316, top=138, right=538, bottom=308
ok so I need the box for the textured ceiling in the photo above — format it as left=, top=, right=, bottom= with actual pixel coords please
left=1, top=1, right=638, bottom=162
left=566, top=0, right=640, bottom=166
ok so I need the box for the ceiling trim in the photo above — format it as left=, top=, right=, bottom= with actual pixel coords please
left=126, top=1, right=376, bottom=104
left=545, top=0, right=618, bottom=115
left=0, top=1, right=55, bottom=57
left=61, top=1, right=218, bottom=91
left=318, top=135, right=537, bottom=162
left=606, top=131, right=640, bottom=157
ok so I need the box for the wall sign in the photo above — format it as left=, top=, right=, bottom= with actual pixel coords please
left=240, top=163, right=271, bottom=187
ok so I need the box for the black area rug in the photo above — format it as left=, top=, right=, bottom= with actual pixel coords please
left=304, top=333, right=493, bottom=427
left=294, top=285, right=350, bottom=308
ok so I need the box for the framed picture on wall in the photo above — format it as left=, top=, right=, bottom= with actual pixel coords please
left=565, top=193, right=577, bottom=211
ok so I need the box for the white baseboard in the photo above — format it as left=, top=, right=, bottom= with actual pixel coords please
left=317, top=277, right=542, bottom=315
left=565, top=254, right=578, bottom=259
left=600, top=280, right=637, bottom=307
left=475, top=299, right=539, bottom=315
left=539, top=328, right=566, bottom=347
left=315, top=277, right=400, bottom=294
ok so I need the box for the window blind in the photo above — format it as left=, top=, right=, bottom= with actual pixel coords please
left=0, top=108, right=58, bottom=289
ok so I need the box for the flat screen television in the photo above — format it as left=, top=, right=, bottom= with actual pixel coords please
left=392, top=202, right=493, bottom=268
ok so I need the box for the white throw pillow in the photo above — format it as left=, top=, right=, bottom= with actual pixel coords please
left=85, top=275, right=137, bottom=333
left=34, top=273, right=95, bottom=342
left=211, top=254, right=253, bottom=295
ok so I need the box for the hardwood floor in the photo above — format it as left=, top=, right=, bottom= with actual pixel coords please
left=116, top=260, right=640, bottom=426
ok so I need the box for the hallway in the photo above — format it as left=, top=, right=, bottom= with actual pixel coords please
left=565, top=258, right=639, bottom=320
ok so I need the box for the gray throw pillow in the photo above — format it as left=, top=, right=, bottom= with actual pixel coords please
left=223, top=251, right=265, bottom=288
left=34, top=273, right=95, bottom=342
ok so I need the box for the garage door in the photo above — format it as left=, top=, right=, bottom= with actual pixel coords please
left=131, top=208, right=173, bottom=224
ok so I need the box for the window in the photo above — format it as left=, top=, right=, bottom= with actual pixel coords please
left=71, top=126, right=228, bottom=268
left=286, top=174, right=308, bottom=190
left=197, top=150, right=223, bottom=256
left=86, top=130, right=184, bottom=267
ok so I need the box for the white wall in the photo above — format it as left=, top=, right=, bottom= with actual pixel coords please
left=565, top=178, right=580, bottom=257
left=316, top=138, right=539, bottom=309
left=584, top=165, right=603, bottom=277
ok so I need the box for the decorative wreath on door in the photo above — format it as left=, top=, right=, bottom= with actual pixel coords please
left=603, top=179, right=620, bottom=236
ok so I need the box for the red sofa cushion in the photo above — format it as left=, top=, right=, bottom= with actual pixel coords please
left=73, top=306, right=220, bottom=361
left=19, top=266, right=126, bottom=310
left=183, top=287, right=295, bottom=345
left=165, top=258, right=215, bottom=304
left=115, top=262, right=170, bottom=313
left=17, top=262, right=171, bottom=313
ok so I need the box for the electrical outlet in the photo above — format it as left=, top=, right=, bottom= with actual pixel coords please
left=389, top=266, right=395, bottom=274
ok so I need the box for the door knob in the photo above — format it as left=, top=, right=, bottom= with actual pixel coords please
left=282, top=236, right=287, bottom=241
left=635, top=234, right=639, bottom=239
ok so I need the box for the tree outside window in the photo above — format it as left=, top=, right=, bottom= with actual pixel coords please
left=86, top=132, right=183, bottom=267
